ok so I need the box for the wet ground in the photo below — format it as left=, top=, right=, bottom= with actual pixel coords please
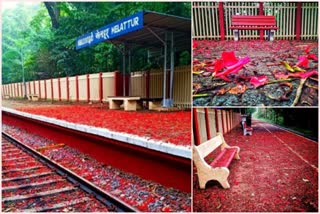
left=193, top=120, right=318, bottom=212
left=193, top=40, right=318, bottom=106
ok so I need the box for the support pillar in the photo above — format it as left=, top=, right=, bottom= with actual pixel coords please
left=162, top=33, right=168, bottom=107
left=76, top=75, right=79, bottom=102
left=204, top=108, right=211, bottom=140
left=87, top=74, right=90, bottom=102
left=296, top=2, right=302, bottom=40
left=33, top=80, right=36, bottom=95
left=38, top=80, right=41, bottom=99
left=44, top=80, right=47, bottom=100
left=99, top=72, right=103, bottom=103
left=66, top=77, right=69, bottom=102
left=51, top=79, right=54, bottom=100
left=218, top=2, right=225, bottom=41
left=259, top=2, right=264, bottom=40
left=193, top=108, right=201, bottom=146
left=214, top=109, right=219, bottom=133
left=58, top=78, right=61, bottom=101
left=221, top=110, right=225, bottom=134
left=28, top=82, right=31, bottom=96
left=169, top=32, right=174, bottom=104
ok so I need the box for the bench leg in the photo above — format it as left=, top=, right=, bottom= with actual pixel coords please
left=233, top=30, right=239, bottom=41
left=109, top=100, right=122, bottom=110
left=218, top=179, right=231, bottom=189
left=148, top=101, right=161, bottom=110
left=124, top=100, right=137, bottom=111
left=215, top=168, right=231, bottom=189
left=137, top=101, right=143, bottom=110
left=268, top=30, right=275, bottom=41
left=198, top=177, right=208, bottom=189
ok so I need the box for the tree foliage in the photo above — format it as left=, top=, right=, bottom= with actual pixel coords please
left=2, top=2, right=191, bottom=84
left=254, top=108, right=318, bottom=139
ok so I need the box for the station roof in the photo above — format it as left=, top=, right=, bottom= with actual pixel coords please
left=76, top=10, right=191, bottom=51
left=108, top=11, right=191, bottom=51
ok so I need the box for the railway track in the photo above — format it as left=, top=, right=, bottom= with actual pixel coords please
left=2, top=132, right=137, bottom=212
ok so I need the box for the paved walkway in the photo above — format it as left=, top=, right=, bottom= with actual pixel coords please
left=193, top=120, right=318, bottom=212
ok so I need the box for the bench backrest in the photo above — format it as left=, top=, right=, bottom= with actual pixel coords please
left=194, top=133, right=225, bottom=159
left=231, top=15, right=276, bottom=26
left=193, top=133, right=226, bottom=170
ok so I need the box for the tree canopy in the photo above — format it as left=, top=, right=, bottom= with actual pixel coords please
left=2, top=2, right=191, bottom=84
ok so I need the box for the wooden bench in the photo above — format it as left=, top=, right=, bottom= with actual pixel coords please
left=193, top=133, right=240, bottom=189
left=230, top=15, right=279, bottom=41
left=108, top=96, right=140, bottom=111
left=27, top=94, right=39, bottom=101
left=139, top=97, right=163, bottom=110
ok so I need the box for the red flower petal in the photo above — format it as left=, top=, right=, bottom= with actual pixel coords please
left=307, top=54, right=318, bottom=61
left=249, top=76, right=268, bottom=88
left=193, top=40, right=198, bottom=49
left=214, top=59, right=225, bottom=72
left=296, top=56, right=309, bottom=68
left=299, top=70, right=318, bottom=79
left=221, top=51, right=238, bottom=67
left=305, top=46, right=311, bottom=54
left=216, top=57, right=250, bottom=77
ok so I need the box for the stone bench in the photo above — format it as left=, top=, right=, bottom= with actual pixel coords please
left=27, top=94, right=39, bottom=101
left=108, top=96, right=140, bottom=111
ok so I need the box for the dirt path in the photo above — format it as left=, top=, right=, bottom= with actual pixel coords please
left=193, top=120, right=318, bottom=212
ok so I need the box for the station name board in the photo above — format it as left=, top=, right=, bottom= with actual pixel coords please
left=76, top=11, right=144, bottom=50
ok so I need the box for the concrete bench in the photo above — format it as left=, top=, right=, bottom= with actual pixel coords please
left=27, top=94, right=39, bottom=101
left=4, top=95, right=10, bottom=99
left=108, top=96, right=140, bottom=111
left=193, top=133, right=240, bottom=189
left=230, top=15, right=279, bottom=41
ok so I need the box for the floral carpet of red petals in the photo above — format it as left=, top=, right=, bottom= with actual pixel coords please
left=15, top=104, right=191, bottom=147
left=2, top=124, right=191, bottom=212
left=193, top=40, right=318, bottom=106
left=2, top=138, right=108, bottom=212
left=193, top=120, right=318, bottom=212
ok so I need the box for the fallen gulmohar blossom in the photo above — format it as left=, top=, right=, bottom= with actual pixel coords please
left=296, top=56, right=309, bottom=68
left=249, top=76, right=268, bottom=88
left=221, top=51, right=238, bottom=67
left=308, top=54, right=318, bottom=61
left=215, top=57, right=250, bottom=78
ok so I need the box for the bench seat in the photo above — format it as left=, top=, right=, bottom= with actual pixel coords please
left=210, top=147, right=238, bottom=168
